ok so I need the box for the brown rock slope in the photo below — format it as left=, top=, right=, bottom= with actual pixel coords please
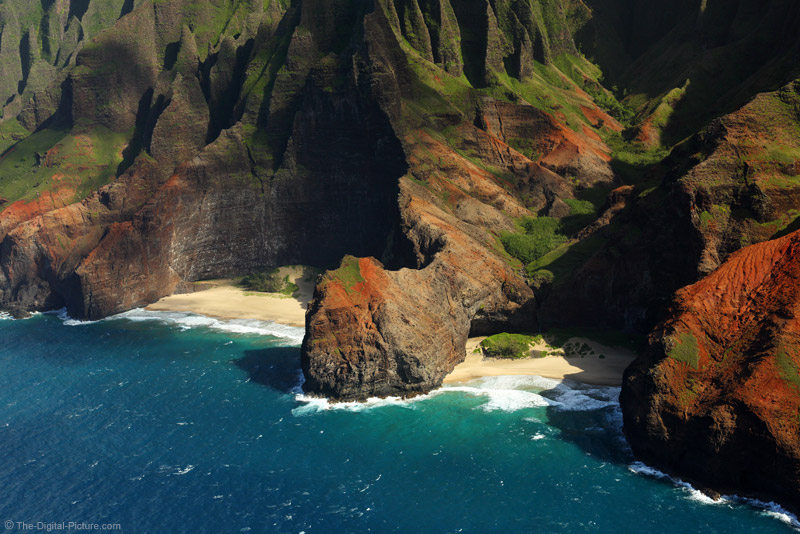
left=621, top=229, right=800, bottom=513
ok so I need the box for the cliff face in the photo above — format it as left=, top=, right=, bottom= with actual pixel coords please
left=0, top=1, right=413, bottom=318
left=621, top=228, right=800, bottom=514
left=300, top=0, right=619, bottom=399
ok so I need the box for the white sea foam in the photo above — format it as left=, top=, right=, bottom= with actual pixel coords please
left=174, top=465, right=195, bottom=476
left=439, top=384, right=553, bottom=412
left=456, top=375, right=620, bottom=412
left=0, top=311, right=12, bottom=320
left=49, top=308, right=100, bottom=326
left=292, top=393, right=428, bottom=416
left=744, top=499, right=800, bottom=528
left=629, top=462, right=800, bottom=527
left=293, top=375, right=558, bottom=416
left=49, top=307, right=305, bottom=344
left=629, top=462, right=724, bottom=505
left=293, top=374, right=621, bottom=415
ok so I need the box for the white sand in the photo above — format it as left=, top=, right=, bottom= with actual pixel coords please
left=146, top=266, right=316, bottom=327
left=444, top=336, right=637, bottom=386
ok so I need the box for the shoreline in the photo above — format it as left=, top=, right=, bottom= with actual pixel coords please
left=443, top=336, right=636, bottom=387
left=147, top=273, right=634, bottom=387
left=146, top=266, right=315, bottom=328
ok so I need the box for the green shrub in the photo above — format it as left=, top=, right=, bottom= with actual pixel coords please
left=519, top=216, right=560, bottom=235
left=480, top=333, right=542, bottom=359
left=500, top=216, right=568, bottom=265
left=776, top=350, right=800, bottom=391
left=240, top=269, right=298, bottom=295
left=327, top=255, right=365, bottom=293
left=500, top=233, right=567, bottom=265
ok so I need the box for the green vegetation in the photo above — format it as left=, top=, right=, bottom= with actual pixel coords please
left=0, top=119, right=30, bottom=155
left=240, top=268, right=299, bottom=295
left=604, top=133, right=670, bottom=184
left=507, top=137, right=540, bottom=160
left=560, top=197, right=598, bottom=235
left=0, top=125, right=128, bottom=205
left=0, top=127, right=69, bottom=201
left=528, top=269, right=554, bottom=289
left=179, top=0, right=281, bottom=59
left=766, top=145, right=800, bottom=166
left=698, top=204, right=731, bottom=231
left=771, top=211, right=800, bottom=239
left=649, top=82, right=690, bottom=131
left=492, top=66, right=590, bottom=132
left=499, top=191, right=614, bottom=286
left=524, top=228, right=606, bottom=283
left=480, top=333, right=543, bottom=359
left=668, top=332, right=700, bottom=370
left=326, top=255, right=365, bottom=293
left=776, top=350, right=800, bottom=391
left=500, top=216, right=567, bottom=265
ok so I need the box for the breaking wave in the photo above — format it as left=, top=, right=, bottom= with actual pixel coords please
left=50, top=308, right=305, bottom=344
left=629, top=462, right=800, bottom=528
left=293, top=373, right=621, bottom=415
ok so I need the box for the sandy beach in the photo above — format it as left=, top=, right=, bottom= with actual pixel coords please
left=146, top=266, right=316, bottom=327
left=444, top=336, right=637, bottom=386
left=149, top=267, right=635, bottom=386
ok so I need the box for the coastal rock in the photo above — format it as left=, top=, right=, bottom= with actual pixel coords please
left=621, top=229, right=800, bottom=514
left=301, top=179, right=535, bottom=400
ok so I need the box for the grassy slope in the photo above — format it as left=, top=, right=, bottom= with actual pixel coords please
left=0, top=124, right=128, bottom=205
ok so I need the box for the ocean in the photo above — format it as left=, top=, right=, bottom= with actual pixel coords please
left=0, top=311, right=797, bottom=533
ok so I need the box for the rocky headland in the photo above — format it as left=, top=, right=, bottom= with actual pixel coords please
left=622, top=229, right=800, bottom=514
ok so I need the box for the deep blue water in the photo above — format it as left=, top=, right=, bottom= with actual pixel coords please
left=0, top=311, right=797, bottom=534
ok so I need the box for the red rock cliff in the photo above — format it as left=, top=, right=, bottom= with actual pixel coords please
left=622, top=229, right=800, bottom=513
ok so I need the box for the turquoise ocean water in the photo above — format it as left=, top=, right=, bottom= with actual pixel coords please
left=0, top=311, right=797, bottom=533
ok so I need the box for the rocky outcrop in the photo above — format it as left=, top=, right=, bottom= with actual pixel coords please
left=302, top=179, right=534, bottom=400
left=621, top=228, right=800, bottom=514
